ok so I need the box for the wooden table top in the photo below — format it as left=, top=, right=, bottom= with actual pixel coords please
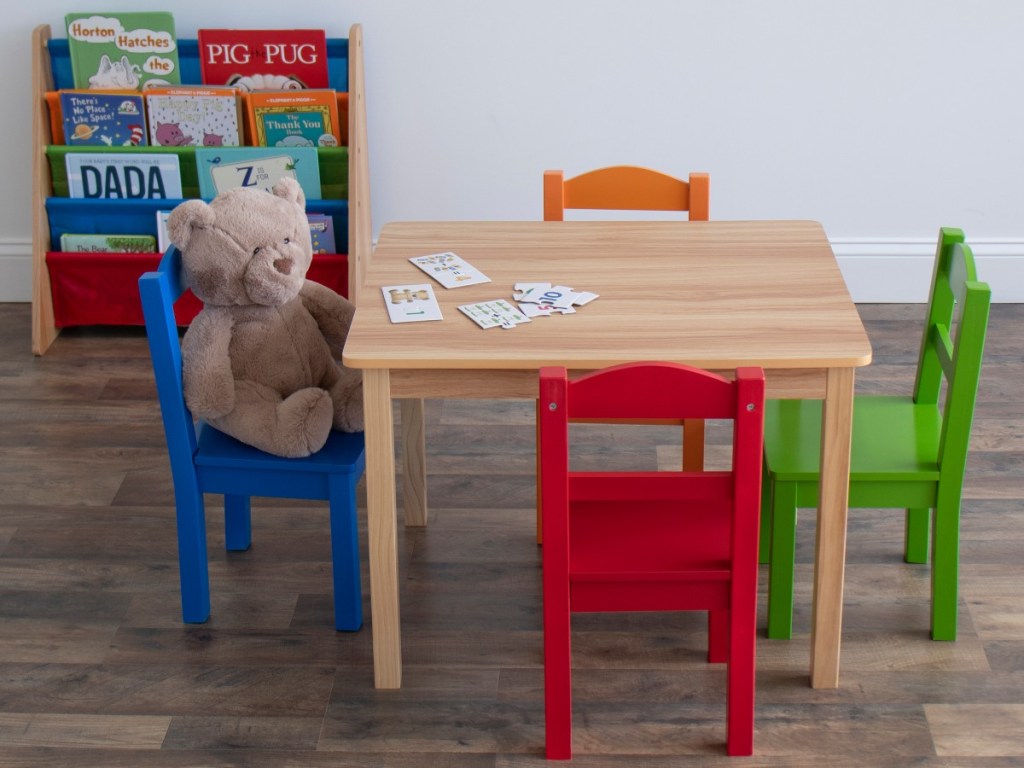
left=343, top=220, right=872, bottom=371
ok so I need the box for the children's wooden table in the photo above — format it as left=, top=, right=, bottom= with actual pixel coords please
left=343, top=220, right=872, bottom=691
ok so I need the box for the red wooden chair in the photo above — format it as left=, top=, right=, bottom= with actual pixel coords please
left=539, top=362, right=766, bottom=759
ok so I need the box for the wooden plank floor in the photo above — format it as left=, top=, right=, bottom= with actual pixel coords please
left=0, top=301, right=1021, bottom=767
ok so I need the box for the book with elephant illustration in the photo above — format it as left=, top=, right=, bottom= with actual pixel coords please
left=144, top=86, right=243, bottom=147
left=65, top=12, right=181, bottom=90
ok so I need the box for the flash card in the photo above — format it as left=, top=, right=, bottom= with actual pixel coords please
left=381, top=283, right=443, bottom=323
left=458, top=299, right=531, bottom=329
left=514, top=282, right=599, bottom=314
left=409, top=251, right=491, bottom=288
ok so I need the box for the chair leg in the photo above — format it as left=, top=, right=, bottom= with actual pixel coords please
left=766, top=481, right=798, bottom=640
left=904, top=507, right=930, bottom=564
left=708, top=609, right=729, bottom=663
left=328, top=474, right=364, bottom=632
left=224, top=495, right=252, bottom=551
left=544, top=582, right=572, bottom=758
left=758, top=466, right=773, bottom=565
left=175, top=481, right=211, bottom=623
left=535, top=399, right=544, bottom=545
left=726, top=579, right=756, bottom=755
left=682, top=418, right=705, bottom=472
left=931, top=493, right=961, bottom=641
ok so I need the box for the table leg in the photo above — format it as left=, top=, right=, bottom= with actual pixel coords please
left=363, top=368, right=402, bottom=689
left=400, top=398, right=428, bottom=526
left=810, top=366, right=855, bottom=688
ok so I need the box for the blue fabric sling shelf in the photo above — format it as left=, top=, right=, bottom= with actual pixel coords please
left=30, top=23, right=371, bottom=354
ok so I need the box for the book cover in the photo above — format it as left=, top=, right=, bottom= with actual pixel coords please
left=307, top=213, right=335, bottom=253
left=60, top=233, right=157, bottom=253
left=197, top=29, right=330, bottom=90
left=145, top=86, right=242, bottom=147
left=65, top=152, right=183, bottom=199
left=60, top=91, right=147, bottom=146
left=195, top=146, right=321, bottom=199
left=246, top=89, right=341, bottom=148
left=156, top=210, right=172, bottom=253
left=65, top=12, right=181, bottom=90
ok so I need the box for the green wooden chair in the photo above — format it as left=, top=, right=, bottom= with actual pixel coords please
left=760, top=227, right=991, bottom=641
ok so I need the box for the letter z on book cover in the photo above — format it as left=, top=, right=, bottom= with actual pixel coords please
left=65, top=12, right=181, bottom=90
left=197, top=29, right=330, bottom=91
left=195, top=147, right=321, bottom=199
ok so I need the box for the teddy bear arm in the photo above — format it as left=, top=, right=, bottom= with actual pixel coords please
left=298, top=279, right=355, bottom=353
left=181, top=310, right=237, bottom=419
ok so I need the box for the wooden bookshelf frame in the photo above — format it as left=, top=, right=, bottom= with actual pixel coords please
left=29, top=23, right=372, bottom=355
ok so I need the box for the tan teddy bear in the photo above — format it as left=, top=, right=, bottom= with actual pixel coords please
left=168, top=178, right=363, bottom=458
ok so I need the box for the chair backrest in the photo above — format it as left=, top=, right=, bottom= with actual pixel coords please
left=913, top=227, right=992, bottom=480
left=539, top=362, right=765, bottom=555
left=138, top=247, right=201, bottom=489
left=543, top=165, right=710, bottom=221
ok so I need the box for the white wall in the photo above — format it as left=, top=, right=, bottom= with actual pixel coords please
left=6, top=0, right=1023, bottom=301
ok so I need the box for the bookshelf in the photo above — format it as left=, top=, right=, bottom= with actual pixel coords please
left=29, top=23, right=372, bottom=355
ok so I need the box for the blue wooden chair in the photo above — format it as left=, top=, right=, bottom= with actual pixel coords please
left=139, top=247, right=366, bottom=631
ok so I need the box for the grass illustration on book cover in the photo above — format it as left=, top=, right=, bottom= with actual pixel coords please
left=60, top=233, right=157, bottom=253
left=65, top=12, right=180, bottom=90
left=246, top=90, right=341, bottom=148
left=60, top=91, right=146, bottom=146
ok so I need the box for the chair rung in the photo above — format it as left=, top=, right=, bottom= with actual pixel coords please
left=572, top=569, right=732, bottom=582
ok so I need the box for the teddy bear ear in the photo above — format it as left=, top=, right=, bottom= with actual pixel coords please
left=271, top=177, right=305, bottom=209
left=167, top=199, right=216, bottom=251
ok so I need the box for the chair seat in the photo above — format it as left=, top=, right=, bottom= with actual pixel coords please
left=764, top=395, right=941, bottom=483
left=196, top=422, right=365, bottom=473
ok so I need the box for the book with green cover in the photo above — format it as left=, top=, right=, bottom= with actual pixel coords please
left=60, top=233, right=157, bottom=253
left=65, top=12, right=181, bottom=90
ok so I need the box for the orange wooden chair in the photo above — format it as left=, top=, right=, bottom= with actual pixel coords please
left=543, top=165, right=710, bottom=222
left=539, top=362, right=765, bottom=759
left=535, top=166, right=711, bottom=542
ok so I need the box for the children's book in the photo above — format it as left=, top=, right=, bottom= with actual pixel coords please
left=60, top=233, right=157, bottom=253
left=59, top=91, right=146, bottom=146
left=65, top=152, right=183, bottom=199
left=246, top=90, right=341, bottom=148
left=156, top=210, right=172, bottom=253
left=65, top=12, right=181, bottom=90
left=195, top=146, right=321, bottom=199
left=145, top=86, right=242, bottom=147
left=307, top=213, right=335, bottom=253
left=197, top=29, right=330, bottom=90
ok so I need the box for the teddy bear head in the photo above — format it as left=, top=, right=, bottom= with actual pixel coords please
left=167, top=178, right=313, bottom=307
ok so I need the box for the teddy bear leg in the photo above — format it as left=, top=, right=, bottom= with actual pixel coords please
left=212, top=381, right=334, bottom=458
left=326, top=367, right=365, bottom=433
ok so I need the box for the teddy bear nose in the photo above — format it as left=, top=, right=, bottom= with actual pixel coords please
left=273, top=257, right=294, bottom=275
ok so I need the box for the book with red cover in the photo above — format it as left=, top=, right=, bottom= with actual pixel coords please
left=197, top=29, right=330, bottom=91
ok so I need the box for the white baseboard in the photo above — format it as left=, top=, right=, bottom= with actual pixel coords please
left=1, top=237, right=1022, bottom=304
left=833, top=238, right=1024, bottom=303
left=0, top=240, right=32, bottom=302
